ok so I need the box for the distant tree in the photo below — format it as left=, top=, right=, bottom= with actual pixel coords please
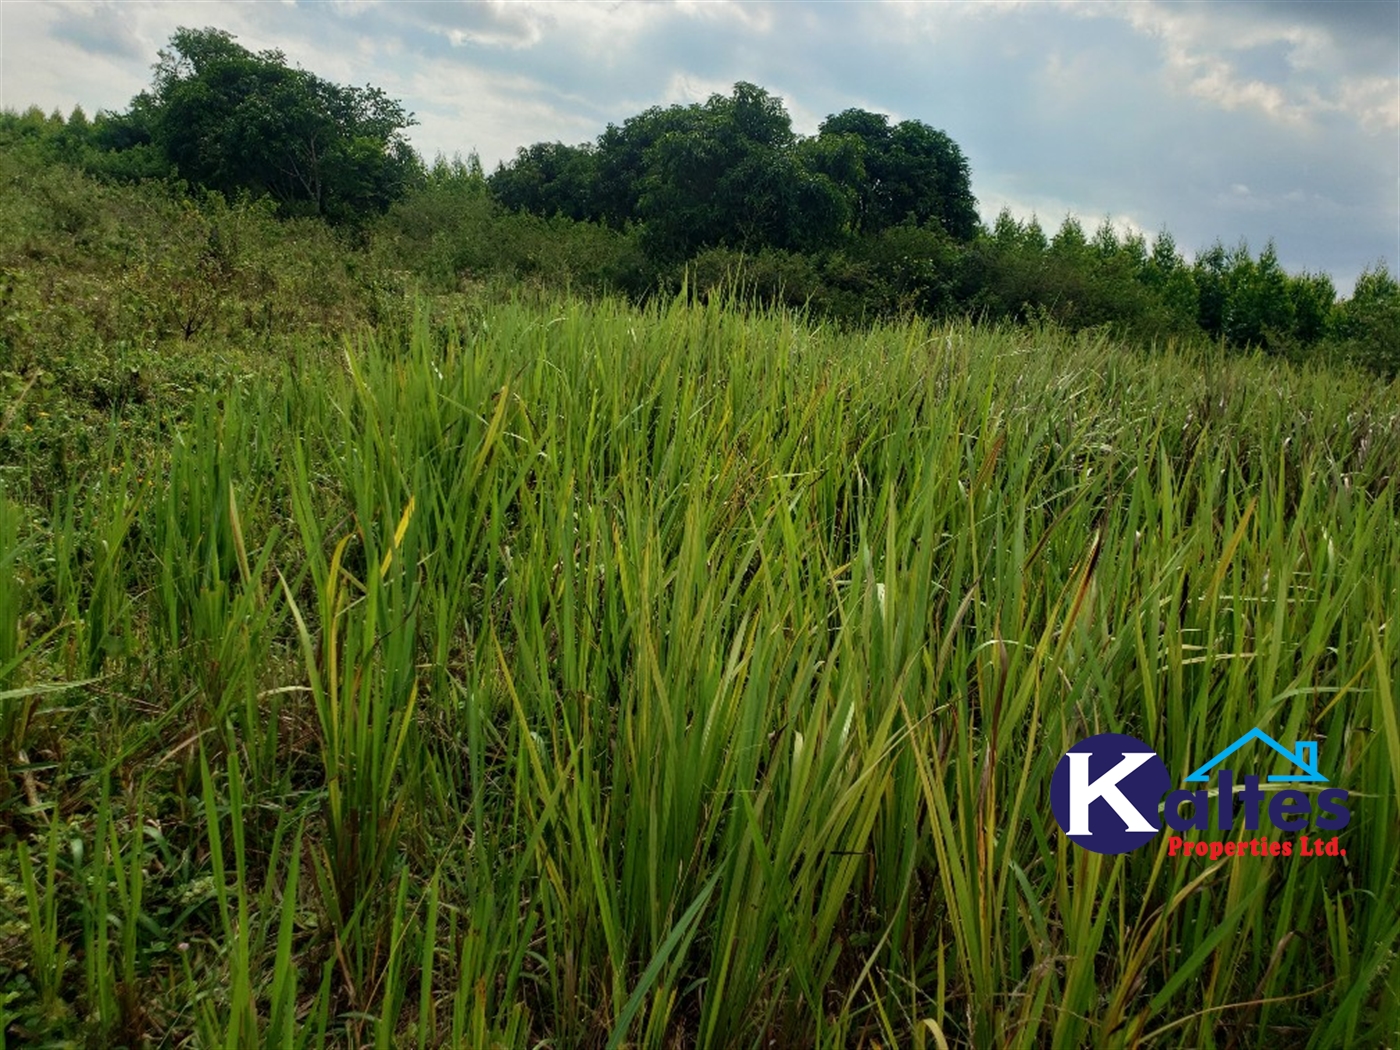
left=489, top=141, right=598, bottom=222
left=1049, top=215, right=1088, bottom=260
left=989, top=208, right=1021, bottom=250
left=793, top=132, right=865, bottom=237
left=634, top=83, right=790, bottom=255
left=428, top=151, right=487, bottom=191
left=1144, top=231, right=1181, bottom=288
left=1121, top=231, right=1148, bottom=269
left=815, top=110, right=978, bottom=240
left=1286, top=271, right=1337, bottom=347
left=491, top=85, right=980, bottom=264
left=132, top=27, right=420, bottom=222
left=1193, top=242, right=1231, bottom=340
left=1332, top=264, right=1400, bottom=374
left=1092, top=219, right=1122, bottom=262
left=1223, top=241, right=1294, bottom=350
left=1021, top=216, right=1048, bottom=254
left=604, top=83, right=846, bottom=258
left=589, top=104, right=702, bottom=228
left=1143, top=231, right=1198, bottom=329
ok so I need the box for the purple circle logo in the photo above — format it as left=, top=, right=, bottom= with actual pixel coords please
left=1051, top=733, right=1171, bottom=855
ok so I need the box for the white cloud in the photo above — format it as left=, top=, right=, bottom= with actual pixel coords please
left=1083, top=0, right=1398, bottom=132
left=402, top=60, right=600, bottom=164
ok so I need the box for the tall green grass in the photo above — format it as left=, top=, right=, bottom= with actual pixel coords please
left=1, top=292, right=1397, bottom=1047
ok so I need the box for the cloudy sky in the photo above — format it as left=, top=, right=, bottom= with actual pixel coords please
left=2, top=0, right=1397, bottom=291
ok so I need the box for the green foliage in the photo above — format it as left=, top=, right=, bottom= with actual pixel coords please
left=2, top=292, right=1398, bottom=1047
left=816, top=109, right=979, bottom=239
left=372, top=170, right=648, bottom=296
left=682, top=221, right=967, bottom=323
left=843, top=220, right=967, bottom=316
left=1288, top=270, right=1337, bottom=347
left=0, top=27, right=421, bottom=225
left=3, top=23, right=1389, bottom=376
left=626, top=83, right=841, bottom=258
left=0, top=147, right=380, bottom=509
left=1222, top=241, right=1295, bottom=351
left=1144, top=229, right=1200, bottom=323
left=488, top=140, right=599, bottom=222
left=144, top=27, right=421, bottom=222
left=1330, top=264, right=1400, bottom=375
left=959, top=211, right=1190, bottom=341
left=4, top=60, right=1398, bottom=1049
left=491, top=85, right=975, bottom=261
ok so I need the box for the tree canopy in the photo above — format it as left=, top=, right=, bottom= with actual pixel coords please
left=122, top=27, right=420, bottom=222
left=487, top=84, right=978, bottom=259
left=815, top=110, right=978, bottom=239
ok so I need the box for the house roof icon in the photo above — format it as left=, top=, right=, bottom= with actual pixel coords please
left=1183, top=727, right=1328, bottom=784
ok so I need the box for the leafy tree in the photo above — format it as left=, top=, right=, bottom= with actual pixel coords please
left=1223, top=241, right=1294, bottom=350
left=616, top=83, right=846, bottom=258
left=634, top=84, right=790, bottom=256
left=1021, top=216, right=1048, bottom=254
left=1286, top=271, right=1336, bottom=347
left=856, top=222, right=965, bottom=316
left=1143, top=231, right=1198, bottom=329
left=815, top=110, right=978, bottom=240
left=489, top=141, right=598, bottom=222
left=1091, top=219, right=1124, bottom=262
left=989, top=208, right=1021, bottom=250
left=1144, top=231, right=1181, bottom=288
left=492, top=85, right=979, bottom=263
left=134, top=27, right=420, bottom=222
left=1118, top=231, right=1149, bottom=279
left=1332, top=264, right=1400, bottom=374
left=427, top=151, right=487, bottom=192
left=1193, top=241, right=1230, bottom=340
left=793, top=132, right=865, bottom=235
left=590, top=105, right=700, bottom=228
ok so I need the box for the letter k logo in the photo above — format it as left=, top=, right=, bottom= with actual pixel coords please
left=1050, top=733, right=1171, bottom=854
left=1066, top=752, right=1157, bottom=835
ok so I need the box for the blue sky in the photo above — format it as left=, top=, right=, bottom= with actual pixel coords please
left=2, top=0, right=1396, bottom=292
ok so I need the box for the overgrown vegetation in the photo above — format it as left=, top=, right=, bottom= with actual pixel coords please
left=1, top=24, right=1398, bottom=1050
left=2, top=24, right=1396, bottom=375
left=2, top=284, right=1398, bottom=1046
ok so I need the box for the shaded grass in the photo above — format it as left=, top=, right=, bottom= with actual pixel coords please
left=1, top=291, right=1398, bottom=1047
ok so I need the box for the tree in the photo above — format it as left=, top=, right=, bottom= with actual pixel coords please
left=625, top=83, right=844, bottom=258
left=489, top=85, right=980, bottom=264
left=1286, top=271, right=1336, bottom=347
left=1021, top=216, right=1048, bottom=254
left=489, top=141, right=598, bottom=222
left=1050, top=215, right=1088, bottom=260
left=793, top=133, right=864, bottom=237
left=1092, top=219, right=1123, bottom=262
left=1143, top=231, right=1198, bottom=330
left=137, top=27, right=420, bottom=222
left=591, top=104, right=701, bottom=228
left=1193, top=242, right=1230, bottom=340
left=989, top=208, right=1021, bottom=250
left=1222, top=241, right=1294, bottom=350
left=815, top=110, right=978, bottom=240
left=1333, top=264, right=1400, bottom=374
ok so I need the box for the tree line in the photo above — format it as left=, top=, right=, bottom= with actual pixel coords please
left=2, top=25, right=1395, bottom=373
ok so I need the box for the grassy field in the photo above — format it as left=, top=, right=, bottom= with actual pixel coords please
left=1, top=290, right=1398, bottom=1048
